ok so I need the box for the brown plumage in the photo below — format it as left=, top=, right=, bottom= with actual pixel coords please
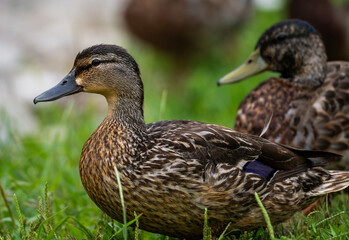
left=34, top=44, right=349, bottom=239
left=219, top=20, right=349, bottom=170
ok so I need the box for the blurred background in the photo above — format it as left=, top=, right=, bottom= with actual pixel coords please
left=1, top=0, right=349, bottom=237
left=0, top=0, right=283, bottom=136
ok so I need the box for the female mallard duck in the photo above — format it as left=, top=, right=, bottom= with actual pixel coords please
left=34, top=44, right=349, bottom=239
left=218, top=19, right=349, bottom=170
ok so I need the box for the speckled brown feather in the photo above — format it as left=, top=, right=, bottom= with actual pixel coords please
left=236, top=63, right=349, bottom=157
left=233, top=21, right=349, bottom=169
left=34, top=44, right=349, bottom=239
left=235, top=78, right=308, bottom=146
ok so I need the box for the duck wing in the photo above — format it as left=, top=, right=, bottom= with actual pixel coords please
left=146, top=120, right=339, bottom=175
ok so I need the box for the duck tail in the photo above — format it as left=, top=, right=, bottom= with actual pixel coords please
left=307, top=170, right=349, bottom=197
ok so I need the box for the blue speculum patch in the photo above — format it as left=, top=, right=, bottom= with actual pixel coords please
left=243, top=160, right=277, bottom=180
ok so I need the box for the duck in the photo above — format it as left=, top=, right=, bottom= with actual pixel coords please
left=218, top=19, right=349, bottom=170
left=123, top=0, right=251, bottom=55
left=34, top=44, right=349, bottom=239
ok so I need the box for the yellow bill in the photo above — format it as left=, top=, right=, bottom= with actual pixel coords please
left=217, top=48, right=269, bottom=86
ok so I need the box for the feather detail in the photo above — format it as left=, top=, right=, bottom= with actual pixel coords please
left=308, top=170, right=349, bottom=196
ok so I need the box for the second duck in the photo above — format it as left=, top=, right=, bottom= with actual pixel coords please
left=219, top=19, right=349, bottom=170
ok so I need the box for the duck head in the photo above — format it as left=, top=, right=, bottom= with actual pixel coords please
left=34, top=44, right=144, bottom=119
left=218, top=19, right=327, bottom=87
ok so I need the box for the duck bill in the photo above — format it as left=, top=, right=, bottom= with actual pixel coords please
left=217, top=48, right=269, bottom=86
left=33, top=70, right=83, bottom=104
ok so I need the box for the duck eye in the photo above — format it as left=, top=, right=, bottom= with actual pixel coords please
left=276, top=34, right=286, bottom=41
left=91, top=59, right=101, bottom=66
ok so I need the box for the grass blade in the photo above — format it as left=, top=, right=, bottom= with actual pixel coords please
left=70, top=217, right=94, bottom=239
left=114, top=166, right=127, bottom=240
left=13, top=194, right=25, bottom=238
left=315, top=211, right=345, bottom=227
left=134, top=211, right=140, bottom=240
left=46, top=216, right=70, bottom=240
left=44, top=181, right=49, bottom=219
left=110, top=213, right=143, bottom=238
left=159, top=89, right=168, bottom=120
left=217, top=222, right=231, bottom=240
left=327, top=231, right=349, bottom=240
left=254, top=192, right=275, bottom=240
left=0, top=181, right=15, bottom=229
left=203, top=208, right=211, bottom=240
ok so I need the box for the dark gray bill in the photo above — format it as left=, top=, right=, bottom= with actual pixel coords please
left=33, top=71, right=83, bottom=104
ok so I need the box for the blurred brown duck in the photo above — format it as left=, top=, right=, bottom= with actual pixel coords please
left=218, top=19, right=349, bottom=170
left=124, top=0, right=251, bottom=55
left=34, top=44, right=349, bottom=239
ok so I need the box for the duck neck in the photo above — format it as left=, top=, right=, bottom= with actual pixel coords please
left=105, top=95, right=146, bottom=132
left=283, top=37, right=327, bottom=87
left=287, top=55, right=327, bottom=87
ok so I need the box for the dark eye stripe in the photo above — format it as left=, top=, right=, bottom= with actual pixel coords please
left=75, top=60, right=116, bottom=76
left=75, top=64, right=92, bottom=76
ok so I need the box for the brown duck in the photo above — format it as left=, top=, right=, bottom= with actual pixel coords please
left=124, top=0, right=251, bottom=55
left=34, top=44, right=349, bottom=239
left=218, top=19, right=349, bottom=170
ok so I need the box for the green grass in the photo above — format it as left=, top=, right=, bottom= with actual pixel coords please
left=1, top=8, right=349, bottom=240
